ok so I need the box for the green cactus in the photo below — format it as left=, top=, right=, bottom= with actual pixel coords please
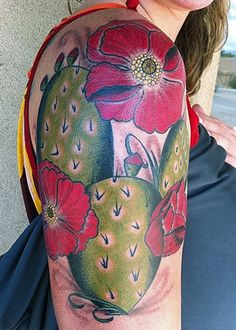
left=158, top=120, right=189, bottom=197
left=37, top=50, right=114, bottom=185
left=68, top=176, right=161, bottom=315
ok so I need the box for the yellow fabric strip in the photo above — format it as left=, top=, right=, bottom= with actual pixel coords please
left=17, top=95, right=25, bottom=179
left=23, top=144, right=42, bottom=214
left=17, top=92, right=42, bottom=214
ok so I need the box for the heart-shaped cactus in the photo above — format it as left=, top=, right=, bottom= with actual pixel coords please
left=37, top=50, right=114, bottom=185
left=68, top=176, right=161, bottom=316
left=158, top=120, right=189, bottom=197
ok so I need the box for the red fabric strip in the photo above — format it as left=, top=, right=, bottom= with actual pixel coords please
left=126, top=0, right=140, bottom=10
left=187, top=98, right=200, bottom=148
left=20, top=170, right=39, bottom=222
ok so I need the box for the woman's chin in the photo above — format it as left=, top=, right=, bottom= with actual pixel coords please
left=171, top=0, right=215, bottom=10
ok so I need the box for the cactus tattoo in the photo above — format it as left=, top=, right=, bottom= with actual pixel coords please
left=37, top=49, right=114, bottom=185
left=37, top=19, right=189, bottom=323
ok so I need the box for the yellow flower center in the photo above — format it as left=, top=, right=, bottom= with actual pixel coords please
left=45, top=204, right=58, bottom=225
left=131, top=54, right=162, bottom=87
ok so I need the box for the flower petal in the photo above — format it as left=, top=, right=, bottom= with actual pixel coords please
left=85, top=63, right=141, bottom=102
left=75, top=210, right=99, bottom=253
left=161, top=206, right=175, bottom=234
left=145, top=215, right=164, bottom=257
left=125, top=152, right=144, bottom=166
left=163, top=46, right=180, bottom=72
left=56, top=178, right=90, bottom=232
left=101, top=24, right=149, bottom=61
left=87, top=21, right=150, bottom=66
left=134, top=79, right=184, bottom=133
left=39, top=167, right=64, bottom=206
left=95, top=91, right=142, bottom=122
left=149, top=30, right=174, bottom=63
left=43, top=223, right=77, bottom=259
left=168, top=191, right=178, bottom=212
left=38, top=160, right=62, bottom=173
left=146, top=179, right=187, bottom=257
left=162, top=215, right=186, bottom=256
left=149, top=194, right=170, bottom=226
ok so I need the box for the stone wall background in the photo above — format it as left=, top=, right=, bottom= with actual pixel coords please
left=0, top=0, right=69, bottom=254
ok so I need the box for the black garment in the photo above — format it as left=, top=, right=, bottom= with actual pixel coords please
left=0, top=125, right=235, bottom=330
left=182, top=125, right=236, bottom=330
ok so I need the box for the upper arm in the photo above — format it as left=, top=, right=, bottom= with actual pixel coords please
left=32, top=8, right=189, bottom=329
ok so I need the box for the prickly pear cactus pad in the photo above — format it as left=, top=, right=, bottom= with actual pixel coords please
left=37, top=50, right=114, bottom=185
left=35, top=17, right=190, bottom=325
left=68, top=177, right=161, bottom=316
left=158, top=120, right=189, bottom=197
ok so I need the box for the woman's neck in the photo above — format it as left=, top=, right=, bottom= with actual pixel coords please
left=138, top=0, right=189, bottom=41
left=76, top=0, right=189, bottom=41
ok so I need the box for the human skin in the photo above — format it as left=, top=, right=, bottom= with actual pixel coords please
left=28, top=1, right=215, bottom=329
left=147, top=0, right=215, bottom=10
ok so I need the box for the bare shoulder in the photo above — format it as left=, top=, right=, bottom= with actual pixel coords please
left=28, top=6, right=146, bottom=147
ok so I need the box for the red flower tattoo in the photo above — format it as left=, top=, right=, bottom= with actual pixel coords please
left=38, top=161, right=99, bottom=260
left=85, top=20, right=185, bottom=134
left=145, top=179, right=187, bottom=257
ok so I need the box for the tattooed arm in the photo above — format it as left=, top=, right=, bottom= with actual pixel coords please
left=30, top=8, right=190, bottom=330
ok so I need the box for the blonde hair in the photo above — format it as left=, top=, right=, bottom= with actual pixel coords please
left=176, top=0, right=230, bottom=95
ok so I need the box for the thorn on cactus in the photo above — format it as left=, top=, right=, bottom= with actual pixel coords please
left=53, top=97, right=58, bottom=111
left=62, top=117, right=69, bottom=134
left=71, top=104, right=77, bottom=113
left=62, top=85, right=67, bottom=93
left=131, top=267, right=140, bottom=282
left=89, top=119, right=93, bottom=132
left=80, top=85, right=85, bottom=93
left=137, top=291, right=143, bottom=298
left=51, top=143, right=59, bottom=156
left=112, top=170, right=119, bottom=183
left=45, top=122, right=49, bottom=132
left=113, top=201, right=122, bottom=217
left=129, top=244, right=138, bottom=257
left=72, top=159, right=80, bottom=170
left=67, top=47, right=79, bottom=66
left=100, top=255, right=109, bottom=269
left=131, top=221, right=140, bottom=230
left=76, top=140, right=81, bottom=152
left=54, top=53, right=65, bottom=73
left=101, top=233, right=109, bottom=245
left=108, top=287, right=115, bottom=300
left=95, top=189, right=106, bottom=201
left=164, top=179, right=169, bottom=188
left=40, top=75, right=49, bottom=92
left=121, top=186, right=130, bottom=198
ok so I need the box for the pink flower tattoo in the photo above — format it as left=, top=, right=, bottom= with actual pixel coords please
left=145, top=179, right=187, bottom=257
left=85, top=20, right=186, bottom=134
left=38, top=161, right=99, bottom=260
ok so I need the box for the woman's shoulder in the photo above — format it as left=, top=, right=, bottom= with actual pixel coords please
left=27, top=4, right=144, bottom=147
left=27, top=4, right=183, bottom=152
